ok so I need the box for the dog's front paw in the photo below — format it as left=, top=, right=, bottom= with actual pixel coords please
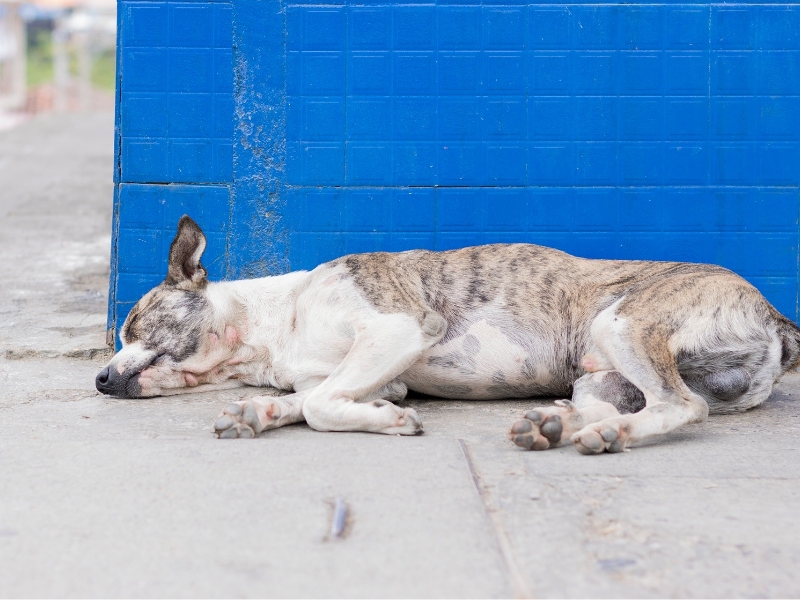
left=509, top=400, right=580, bottom=450
left=571, top=419, right=631, bottom=454
left=381, top=406, right=423, bottom=436
left=213, top=399, right=279, bottom=439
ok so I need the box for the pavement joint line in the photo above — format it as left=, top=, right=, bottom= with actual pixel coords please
left=459, top=438, right=533, bottom=600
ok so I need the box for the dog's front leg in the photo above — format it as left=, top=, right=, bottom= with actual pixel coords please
left=213, top=389, right=311, bottom=439
left=302, top=312, right=446, bottom=435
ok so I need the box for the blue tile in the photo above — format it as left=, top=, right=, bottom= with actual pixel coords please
left=620, top=53, right=661, bottom=94
left=304, top=99, right=345, bottom=141
left=485, top=145, right=527, bottom=185
left=531, top=53, right=570, bottom=94
left=350, top=8, right=390, bottom=50
left=620, top=143, right=661, bottom=184
left=575, top=97, right=616, bottom=140
left=712, top=8, right=755, bottom=50
left=485, top=8, right=525, bottom=49
left=575, top=143, right=616, bottom=184
left=438, top=189, right=481, bottom=231
left=394, top=144, right=437, bottom=185
left=530, top=8, right=570, bottom=49
left=621, top=6, right=661, bottom=50
left=393, top=188, right=435, bottom=230
left=574, top=189, right=617, bottom=232
left=394, top=52, right=435, bottom=95
left=439, top=144, right=482, bottom=185
left=122, top=138, right=168, bottom=182
left=485, top=52, right=526, bottom=93
left=575, top=53, right=614, bottom=94
left=169, top=93, right=212, bottom=137
left=169, top=49, right=213, bottom=92
left=122, top=3, right=167, bottom=47
left=213, top=4, right=232, bottom=48
left=666, top=8, right=708, bottom=49
left=394, top=98, right=436, bottom=140
left=121, top=93, right=167, bottom=137
left=666, top=99, right=707, bottom=140
left=169, top=140, right=212, bottom=182
left=302, top=53, right=345, bottom=95
left=666, top=53, right=708, bottom=94
left=758, top=51, right=800, bottom=95
left=712, top=144, right=755, bottom=184
left=484, top=98, right=526, bottom=139
left=530, top=144, right=572, bottom=184
left=530, top=188, right=573, bottom=231
left=393, top=6, right=435, bottom=50
left=620, top=98, right=662, bottom=140
left=343, top=189, right=391, bottom=231
left=666, top=145, right=708, bottom=184
left=346, top=144, right=391, bottom=185
left=484, top=189, right=528, bottom=231
left=574, top=6, right=616, bottom=49
left=302, top=144, right=345, bottom=185
left=439, top=52, right=480, bottom=93
left=347, top=99, right=389, bottom=141
left=298, top=189, right=342, bottom=232
left=439, top=98, right=480, bottom=140
left=212, top=94, right=233, bottom=138
left=713, top=98, right=753, bottom=139
left=758, top=7, right=800, bottom=50
left=759, top=98, right=800, bottom=140
left=760, top=144, right=800, bottom=185
left=712, top=53, right=754, bottom=95
left=438, top=7, right=480, bottom=50
left=122, top=49, right=167, bottom=92
left=170, top=4, right=213, bottom=48
left=214, top=49, right=232, bottom=92
left=619, top=189, right=661, bottom=230
left=304, top=10, right=344, bottom=50
left=349, top=53, right=391, bottom=95
left=530, top=98, right=571, bottom=140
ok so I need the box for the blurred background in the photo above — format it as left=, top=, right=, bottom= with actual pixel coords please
left=0, top=0, right=115, bottom=130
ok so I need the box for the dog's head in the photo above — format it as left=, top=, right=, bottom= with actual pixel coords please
left=96, top=216, right=239, bottom=398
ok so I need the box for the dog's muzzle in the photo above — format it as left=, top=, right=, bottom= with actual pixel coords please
left=95, top=366, right=142, bottom=398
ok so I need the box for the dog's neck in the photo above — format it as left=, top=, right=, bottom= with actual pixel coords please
left=204, top=271, right=311, bottom=386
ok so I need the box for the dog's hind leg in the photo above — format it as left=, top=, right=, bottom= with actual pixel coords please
left=509, top=371, right=644, bottom=450
left=569, top=307, right=709, bottom=454
left=302, top=312, right=446, bottom=435
left=213, top=390, right=310, bottom=439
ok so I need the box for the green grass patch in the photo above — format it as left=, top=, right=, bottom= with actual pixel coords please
left=26, top=30, right=53, bottom=87
left=91, top=50, right=116, bottom=91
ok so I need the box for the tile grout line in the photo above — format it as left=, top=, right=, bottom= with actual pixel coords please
left=459, top=438, right=533, bottom=600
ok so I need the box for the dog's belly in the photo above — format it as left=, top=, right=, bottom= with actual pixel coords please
left=401, top=319, right=571, bottom=399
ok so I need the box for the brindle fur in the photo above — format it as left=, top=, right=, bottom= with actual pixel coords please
left=338, top=245, right=799, bottom=412
left=96, top=216, right=800, bottom=454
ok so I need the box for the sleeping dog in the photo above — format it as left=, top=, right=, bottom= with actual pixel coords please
left=96, top=216, right=800, bottom=454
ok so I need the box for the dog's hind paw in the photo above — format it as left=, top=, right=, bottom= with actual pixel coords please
left=214, top=399, right=279, bottom=439
left=571, top=419, right=631, bottom=455
left=509, top=400, right=582, bottom=450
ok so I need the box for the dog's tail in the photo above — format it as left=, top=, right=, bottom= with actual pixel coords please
left=777, top=316, right=800, bottom=372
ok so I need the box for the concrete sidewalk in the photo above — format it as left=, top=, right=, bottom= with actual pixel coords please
left=1, top=113, right=799, bottom=598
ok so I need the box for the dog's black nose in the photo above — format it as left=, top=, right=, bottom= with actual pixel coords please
left=96, top=366, right=121, bottom=395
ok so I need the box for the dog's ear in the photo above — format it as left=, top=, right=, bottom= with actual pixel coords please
left=166, top=215, right=208, bottom=287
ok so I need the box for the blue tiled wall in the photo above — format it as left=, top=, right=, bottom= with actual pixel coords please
left=111, top=1, right=800, bottom=344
